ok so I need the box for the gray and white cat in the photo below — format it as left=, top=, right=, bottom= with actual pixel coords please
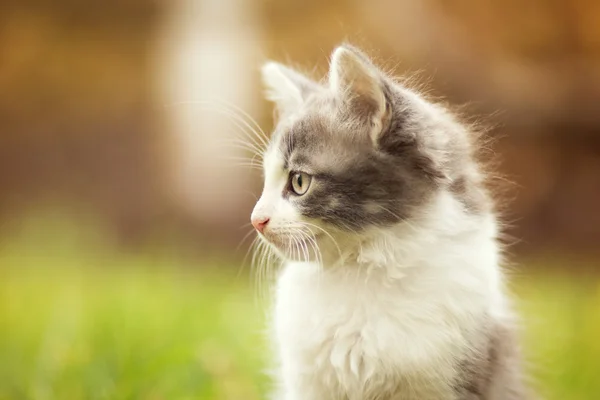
left=250, top=45, right=526, bottom=400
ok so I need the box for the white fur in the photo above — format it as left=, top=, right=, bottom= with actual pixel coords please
left=329, top=47, right=388, bottom=145
left=253, top=46, right=511, bottom=400
left=251, top=143, right=301, bottom=241
left=254, top=146, right=507, bottom=400
left=262, top=62, right=304, bottom=114
left=262, top=62, right=321, bottom=117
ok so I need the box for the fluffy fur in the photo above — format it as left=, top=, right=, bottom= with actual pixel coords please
left=251, top=45, right=525, bottom=400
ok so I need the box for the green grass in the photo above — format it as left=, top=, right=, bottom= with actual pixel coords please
left=0, top=264, right=269, bottom=400
left=515, top=271, right=600, bottom=400
left=0, top=217, right=599, bottom=399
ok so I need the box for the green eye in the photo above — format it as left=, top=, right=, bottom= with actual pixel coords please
left=290, top=172, right=312, bottom=195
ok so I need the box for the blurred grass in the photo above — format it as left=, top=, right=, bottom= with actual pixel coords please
left=0, top=265, right=268, bottom=400
left=0, top=212, right=269, bottom=400
left=0, top=213, right=599, bottom=399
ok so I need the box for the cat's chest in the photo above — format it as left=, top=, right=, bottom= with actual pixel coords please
left=272, top=262, right=473, bottom=399
left=274, top=261, right=448, bottom=337
left=274, top=262, right=402, bottom=339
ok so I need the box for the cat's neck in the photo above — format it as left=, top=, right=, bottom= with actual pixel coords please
left=322, top=191, right=499, bottom=278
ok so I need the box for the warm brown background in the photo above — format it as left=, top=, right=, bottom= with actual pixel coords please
left=1, top=0, right=599, bottom=262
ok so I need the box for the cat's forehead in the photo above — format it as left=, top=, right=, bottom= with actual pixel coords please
left=270, top=103, right=369, bottom=173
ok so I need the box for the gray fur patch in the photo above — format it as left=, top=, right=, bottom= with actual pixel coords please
left=277, top=101, right=439, bottom=231
left=454, top=319, right=526, bottom=400
left=266, top=45, right=491, bottom=233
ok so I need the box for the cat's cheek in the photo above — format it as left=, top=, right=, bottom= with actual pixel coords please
left=274, top=198, right=303, bottom=226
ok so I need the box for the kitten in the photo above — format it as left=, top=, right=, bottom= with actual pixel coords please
left=250, top=45, right=526, bottom=400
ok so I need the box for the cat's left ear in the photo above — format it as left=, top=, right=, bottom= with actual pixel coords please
left=329, top=46, right=390, bottom=144
left=262, top=62, right=320, bottom=116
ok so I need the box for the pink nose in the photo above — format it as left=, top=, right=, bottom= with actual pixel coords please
left=252, top=216, right=270, bottom=234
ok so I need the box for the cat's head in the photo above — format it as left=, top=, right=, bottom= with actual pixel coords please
left=251, top=45, right=485, bottom=263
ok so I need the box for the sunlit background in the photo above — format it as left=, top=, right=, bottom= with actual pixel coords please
left=1, top=0, right=599, bottom=399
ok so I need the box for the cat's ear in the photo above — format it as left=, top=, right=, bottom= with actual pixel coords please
left=261, top=62, right=320, bottom=115
left=329, top=45, right=389, bottom=143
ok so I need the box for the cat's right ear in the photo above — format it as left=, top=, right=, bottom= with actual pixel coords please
left=261, top=62, right=319, bottom=115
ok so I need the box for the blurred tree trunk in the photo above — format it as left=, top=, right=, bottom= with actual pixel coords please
left=154, top=0, right=264, bottom=243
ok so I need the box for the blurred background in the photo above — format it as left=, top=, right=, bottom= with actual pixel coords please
left=1, top=0, right=599, bottom=399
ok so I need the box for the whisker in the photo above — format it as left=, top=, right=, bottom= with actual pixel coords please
left=212, top=98, right=270, bottom=145
left=224, top=163, right=263, bottom=172
left=290, top=234, right=301, bottom=263
left=193, top=98, right=270, bottom=147
left=165, top=101, right=269, bottom=151
left=216, top=141, right=264, bottom=160
left=296, top=231, right=310, bottom=263
left=242, top=190, right=259, bottom=202
left=289, top=226, right=323, bottom=266
left=235, top=228, right=258, bottom=254
left=239, top=222, right=254, bottom=230
left=252, top=239, right=268, bottom=304
left=220, top=136, right=265, bottom=155
left=236, top=234, right=259, bottom=280
left=376, top=204, right=420, bottom=233
left=296, top=221, right=343, bottom=262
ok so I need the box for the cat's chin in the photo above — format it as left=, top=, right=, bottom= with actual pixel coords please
left=281, top=252, right=321, bottom=263
left=261, top=233, right=324, bottom=263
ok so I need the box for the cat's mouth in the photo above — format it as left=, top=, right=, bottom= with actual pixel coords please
left=262, top=231, right=323, bottom=258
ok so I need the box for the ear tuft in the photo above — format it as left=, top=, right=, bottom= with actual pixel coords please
left=261, top=62, right=319, bottom=116
left=329, top=46, right=388, bottom=143
left=329, top=46, right=379, bottom=94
